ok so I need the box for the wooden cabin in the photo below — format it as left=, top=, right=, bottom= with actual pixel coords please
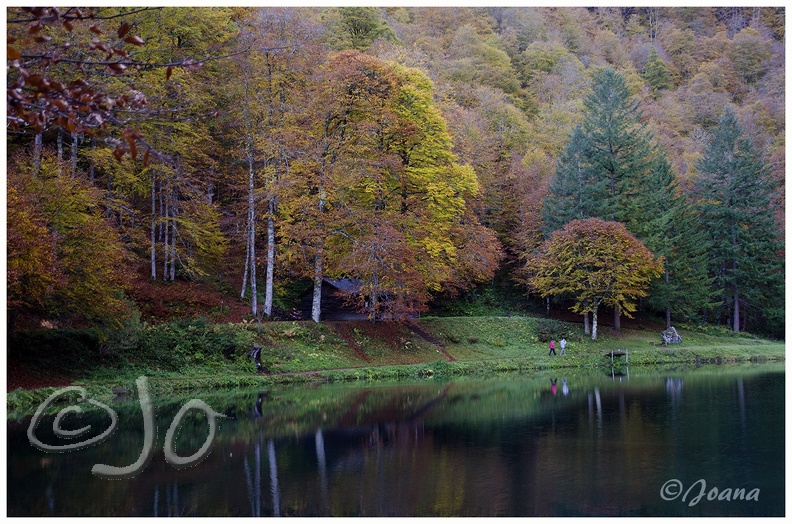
left=299, top=278, right=369, bottom=321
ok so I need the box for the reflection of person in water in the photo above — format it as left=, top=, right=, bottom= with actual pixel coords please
left=551, top=378, right=557, bottom=396
left=562, top=379, right=569, bottom=397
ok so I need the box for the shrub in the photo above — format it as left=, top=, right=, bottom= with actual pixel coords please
left=534, top=318, right=574, bottom=343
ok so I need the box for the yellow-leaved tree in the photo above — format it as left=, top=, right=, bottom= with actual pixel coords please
left=526, top=218, right=663, bottom=339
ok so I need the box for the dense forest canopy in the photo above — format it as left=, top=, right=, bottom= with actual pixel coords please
left=6, top=7, right=785, bottom=337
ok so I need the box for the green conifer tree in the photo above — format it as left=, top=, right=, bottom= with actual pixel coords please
left=541, top=126, right=608, bottom=234
left=642, top=46, right=673, bottom=97
left=694, top=107, right=784, bottom=334
left=580, top=68, right=655, bottom=224
left=542, top=68, right=715, bottom=327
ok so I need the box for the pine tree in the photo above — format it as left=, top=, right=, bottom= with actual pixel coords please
left=694, top=107, right=784, bottom=334
left=644, top=195, right=719, bottom=327
left=544, top=69, right=659, bottom=232
left=543, top=68, right=707, bottom=328
left=625, top=154, right=717, bottom=327
left=541, top=126, right=608, bottom=234
left=580, top=68, right=656, bottom=224
left=642, top=46, right=673, bottom=97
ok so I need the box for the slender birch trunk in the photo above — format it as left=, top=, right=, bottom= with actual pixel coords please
left=312, top=243, right=323, bottom=323
left=264, top=198, right=275, bottom=317
left=591, top=307, right=599, bottom=340
left=241, top=220, right=250, bottom=299
left=249, top=202, right=257, bottom=316
left=151, top=172, right=157, bottom=279
left=163, top=188, right=170, bottom=281
left=241, top=70, right=258, bottom=316
left=311, top=186, right=327, bottom=323
left=159, top=182, right=164, bottom=242
left=71, top=132, right=79, bottom=175
left=170, top=204, right=177, bottom=282
left=57, top=130, right=63, bottom=175
left=33, top=132, right=43, bottom=176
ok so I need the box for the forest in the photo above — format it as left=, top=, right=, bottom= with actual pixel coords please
left=6, top=7, right=785, bottom=339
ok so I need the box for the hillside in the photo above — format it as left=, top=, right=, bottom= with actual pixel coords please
left=6, top=7, right=785, bottom=339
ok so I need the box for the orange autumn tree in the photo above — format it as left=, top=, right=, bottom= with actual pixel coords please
left=526, top=218, right=663, bottom=339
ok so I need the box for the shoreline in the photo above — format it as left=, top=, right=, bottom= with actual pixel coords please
left=7, top=341, right=784, bottom=417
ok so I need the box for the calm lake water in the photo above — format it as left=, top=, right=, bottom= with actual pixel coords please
left=7, top=364, right=784, bottom=517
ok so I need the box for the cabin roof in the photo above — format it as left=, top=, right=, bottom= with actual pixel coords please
left=299, top=277, right=363, bottom=298
left=323, top=277, right=362, bottom=294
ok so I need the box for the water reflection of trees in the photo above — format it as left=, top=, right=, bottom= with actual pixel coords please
left=7, top=368, right=784, bottom=516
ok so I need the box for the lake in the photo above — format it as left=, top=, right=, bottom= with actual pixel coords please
left=7, top=364, right=784, bottom=516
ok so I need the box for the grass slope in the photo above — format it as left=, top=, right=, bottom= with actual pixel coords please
left=6, top=316, right=784, bottom=415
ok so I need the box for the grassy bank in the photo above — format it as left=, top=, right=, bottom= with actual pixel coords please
left=7, top=316, right=784, bottom=415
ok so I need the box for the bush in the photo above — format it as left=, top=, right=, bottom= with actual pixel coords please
left=9, top=328, right=103, bottom=367
left=534, top=318, right=574, bottom=343
left=132, top=320, right=256, bottom=369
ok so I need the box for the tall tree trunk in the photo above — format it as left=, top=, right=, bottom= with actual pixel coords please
left=584, top=312, right=590, bottom=335
left=33, top=132, right=43, bottom=176
left=264, top=198, right=275, bottom=317
left=614, top=306, right=621, bottom=330
left=665, top=267, right=671, bottom=328
left=733, top=287, right=740, bottom=333
left=731, top=219, right=739, bottom=332
left=57, top=130, right=63, bottom=175
left=311, top=182, right=327, bottom=323
left=249, top=205, right=257, bottom=316
left=89, top=137, right=96, bottom=181
left=70, top=132, right=79, bottom=175
left=151, top=173, right=157, bottom=279
left=312, top=243, right=323, bottom=323
left=163, top=189, right=170, bottom=280
left=241, top=221, right=250, bottom=299
left=591, top=307, right=599, bottom=340
left=170, top=202, right=177, bottom=282
left=242, top=71, right=257, bottom=317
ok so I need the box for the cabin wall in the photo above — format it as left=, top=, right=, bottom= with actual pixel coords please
left=299, top=283, right=368, bottom=321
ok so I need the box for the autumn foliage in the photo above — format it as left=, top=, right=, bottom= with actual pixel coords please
left=526, top=218, right=664, bottom=339
left=6, top=7, right=784, bottom=336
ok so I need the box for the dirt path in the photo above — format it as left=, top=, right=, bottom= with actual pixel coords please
left=406, top=321, right=456, bottom=362
left=332, top=323, right=372, bottom=363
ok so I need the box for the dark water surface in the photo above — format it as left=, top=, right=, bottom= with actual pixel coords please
left=7, top=364, right=784, bottom=516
